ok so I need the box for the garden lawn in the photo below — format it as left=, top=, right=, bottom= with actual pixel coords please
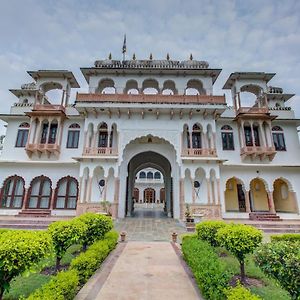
left=216, top=247, right=291, bottom=300
left=3, top=244, right=82, bottom=300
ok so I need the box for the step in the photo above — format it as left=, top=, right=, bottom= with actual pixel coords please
left=0, top=223, right=48, bottom=230
left=17, top=209, right=51, bottom=218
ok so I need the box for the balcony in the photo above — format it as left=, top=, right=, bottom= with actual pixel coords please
left=237, top=107, right=269, bottom=114
left=240, top=146, right=276, bottom=161
left=27, top=104, right=66, bottom=118
left=181, top=148, right=217, bottom=157
left=83, top=147, right=118, bottom=157
left=33, top=104, right=66, bottom=112
left=26, top=143, right=61, bottom=157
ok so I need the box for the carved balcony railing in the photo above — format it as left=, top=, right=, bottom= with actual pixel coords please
left=33, top=104, right=66, bottom=112
left=83, top=147, right=118, bottom=156
left=237, top=107, right=269, bottom=114
left=26, top=143, right=61, bottom=157
left=240, top=146, right=276, bottom=161
left=181, top=148, right=217, bottom=157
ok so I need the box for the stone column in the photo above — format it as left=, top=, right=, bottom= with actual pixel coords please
left=240, top=121, right=246, bottom=148
left=87, top=176, right=93, bottom=203
left=191, top=177, right=196, bottom=203
left=179, top=178, right=185, bottom=220
left=259, top=122, right=266, bottom=147
left=165, top=177, right=171, bottom=217
left=103, top=177, right=108, bottom=201
left=206, top=177, right=211, bottom=204
left=245, top=190, right=251, bottom=213
left=216, top=178, right=221, bottom=205
left=250, top=122, right=255, bottom=147
left=78, top=176, right=83, bottom=203
left=50, top=188, right=56, bottom=210
left=127, top=173, right=133, bottom=217
left=22, top=188, right=29, bottom=210
left=112, top=177, right=120, bottom=218
left=34, top=118, right=42, bottom=144
left=267, top=191, right=276, bottom=214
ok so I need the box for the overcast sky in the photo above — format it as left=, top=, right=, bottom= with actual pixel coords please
left=0, top=0, right=300, bottom=135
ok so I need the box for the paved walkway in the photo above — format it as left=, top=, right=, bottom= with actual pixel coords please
left=77, top=242, right=202, bottom=300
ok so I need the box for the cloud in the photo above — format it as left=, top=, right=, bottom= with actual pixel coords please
left=0, top=0, right=300, bottom=135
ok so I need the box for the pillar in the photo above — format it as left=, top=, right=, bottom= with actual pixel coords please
left=245, top=190, right=251, bottom=213
left=259, top=122, right=266, bottom=147
left=112, top=177, right=120, bottom=218
left=78, top=176, right=83, bottom=203
left=127, top=172, right=133, bottom=217
left=22, top=188, right=29, bottom=210
left=103, top=177, right=108, bottom=201
left=179, top=178, right=185, bottom=220
left=191, top=177, right=196, bottom=203
left=50, top=188, right=56, bottom=210
left=267, top=191, right=276, bottom=214
left=216, top=179, right=221, bottom=205
left=87, top=176, right=93, bottom=203
left=240, top=120, right=246, bottom=148
left=250, top=122, right=256, bottom=147
left=165, top=177, right=171, bottom=217
left=206, top=177, right=211, bottom=204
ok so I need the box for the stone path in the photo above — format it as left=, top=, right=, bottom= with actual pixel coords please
left=77, top=242, right=202, bottom=300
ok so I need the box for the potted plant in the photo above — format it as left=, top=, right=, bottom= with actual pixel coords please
left=185, top=204, right=194, bottom=223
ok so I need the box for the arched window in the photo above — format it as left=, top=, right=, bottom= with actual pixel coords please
left=272, top=126, right=286, bottom=151
left=55, top=177, right=78, bottom=209
left=133, top=188, right=139, bottom=202
left=27, top=176, right=52, bottom=209
left=147, top=172, right=153, bottom=179
left=192, top=124, right=202, bottom=148
left=15, top=122, right=30, bottom=148
left=67, top=123, right=80, bottom=148
left=0, top=176, right=24, bottom=208
left=154, top=172, right=161, bottom=179
left=221, top=125, right=234, bottom=150
left=139, top=172, right=146, bottom=179
left=98, top=123, right=108, bottom=148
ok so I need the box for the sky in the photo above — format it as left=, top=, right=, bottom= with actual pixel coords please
left=0, top=0, right=300, bottom=135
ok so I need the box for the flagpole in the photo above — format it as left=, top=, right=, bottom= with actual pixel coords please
left=122, top=34, right=126, bottom=61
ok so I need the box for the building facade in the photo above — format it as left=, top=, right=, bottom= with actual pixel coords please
left=0, top=57, right=299, bottom=220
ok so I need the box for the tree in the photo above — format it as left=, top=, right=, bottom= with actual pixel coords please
left=0, top=230, right=52, bottom=299
left=254, top=241, right=300, bottom=299
left=48, top=219, right=87, bottom=270
left=216, top=224, right=262, bottom=283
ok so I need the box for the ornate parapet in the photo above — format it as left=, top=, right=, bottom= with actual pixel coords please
left=188, top=204, right=222, bottom=220
left=76, top=203, right=103, bottom=215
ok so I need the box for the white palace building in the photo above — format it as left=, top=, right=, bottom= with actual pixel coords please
left=0, top=55, right=299, bottom=221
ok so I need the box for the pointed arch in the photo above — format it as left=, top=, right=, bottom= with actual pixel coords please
left=0, top=175, right=25, bottom=208
left=54, top=176, right=78, bottom=209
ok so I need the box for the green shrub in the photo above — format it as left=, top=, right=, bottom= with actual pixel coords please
left=0, top=229, right=10, bottom=234
left=26, top=269, right=79, bottom=300
left=196, top=220, right=227, bottom=247
left=217, top=224, right=262, bottom=283
left=76, top=213, right=113, bottom=249
left=70, top=232, right=118, bottom=285
left=225, top=283, right=262, bottom=300
left=271, top=233, right=300, bottom=243
left=182, top=236, right=231, bottom=300
left=48, top=219, right=87, bottom=269
left=0, top=230, right=52, bottom=299
left=254, top=241, right=300, bottom=299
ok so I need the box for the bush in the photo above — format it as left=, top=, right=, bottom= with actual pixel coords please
left=271, top=233, right=300, bottom=243
left=217, top=224, right=262, bottom=283
left=76, top=213, right=113, bottom=250
left=225, top=283, right=262, bottom=300
left=182, top=235, right=231, bottom=300
left=26, top=269, right=79, bottom=300
left=196, top=220, right=227, bottom=247
left=0, top=230, right=52, bottom=299
left=71, top=232, right=118, bottom=285
left=254, top=241, right=300, bottom=299
left=48, top=219, right=87, bottom=269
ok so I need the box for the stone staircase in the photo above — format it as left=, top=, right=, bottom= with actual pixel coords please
left=0, top=216, right=72, bottom=230
left=17, top=209, right=51, bottom=218
left=249, top=212, right=281, bottom=221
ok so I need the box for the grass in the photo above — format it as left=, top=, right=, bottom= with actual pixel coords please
left=3, top=244, right=82, bottom=300
left=215, top=247, right=291, bottom=300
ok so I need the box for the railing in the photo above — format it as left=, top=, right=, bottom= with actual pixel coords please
left=33, top=104, right=65, bottom=112
left=181, top=148, right=217, bottom=157
left=76, top=93, right=226, bottom=105
left=241, top=146, right=276, bottom=155
left=83, top=147, right=118, bottom=156
left=26, top=143, right=61, bottom=153
left=237, top=107, right=268, bottom=114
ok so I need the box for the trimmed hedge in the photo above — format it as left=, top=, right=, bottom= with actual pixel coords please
left=71, top=230, right=118, bottom=285
left=26, top=270, right=79, bottom=300
left=77, top=213, right=113, bottom=249
left=225, top=284, right=262, bottom=300
left=48, top=219, right=88, bottom=269
left=0, top=230, right=52, bottom=299
left=254, top=241, right=300, bottom=299
left=271, top=233, right=300, bottom=243
left=182, top=235, right=231, bottom=300
left=196, top=220, right=227, bottom=247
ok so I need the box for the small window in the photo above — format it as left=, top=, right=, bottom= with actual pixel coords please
left=221, top=125, right=234, bottom=150
left=139, top=172, right=146, bottom=179
left=272, top=126, right=286, bottom=151
left=154, top=172, right=161, bottom=179
left=147, top=172, right=153, bottom=179
left=98, top=123, right=108, bottom=148
left=67, top=123, right=80, bottom=149
left=15, top=122, right=30, bottom=147
left=192, top=124, right=202, bottom=148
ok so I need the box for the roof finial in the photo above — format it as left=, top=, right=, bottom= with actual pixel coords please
left=108, top=53, right=112, bottom=60
left=190, top=53, right=193, bottom=60
left=166, top=53, right=170, bottom=60
left=132, top=53, right=136, bottom=60
left=149, top=53, right=153, bottom=60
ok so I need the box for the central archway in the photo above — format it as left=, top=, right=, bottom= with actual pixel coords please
left=125, top=151, right=173, bottom=218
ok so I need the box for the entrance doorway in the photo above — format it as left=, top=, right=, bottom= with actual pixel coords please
left=125, top=151, right=173, bottom=218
